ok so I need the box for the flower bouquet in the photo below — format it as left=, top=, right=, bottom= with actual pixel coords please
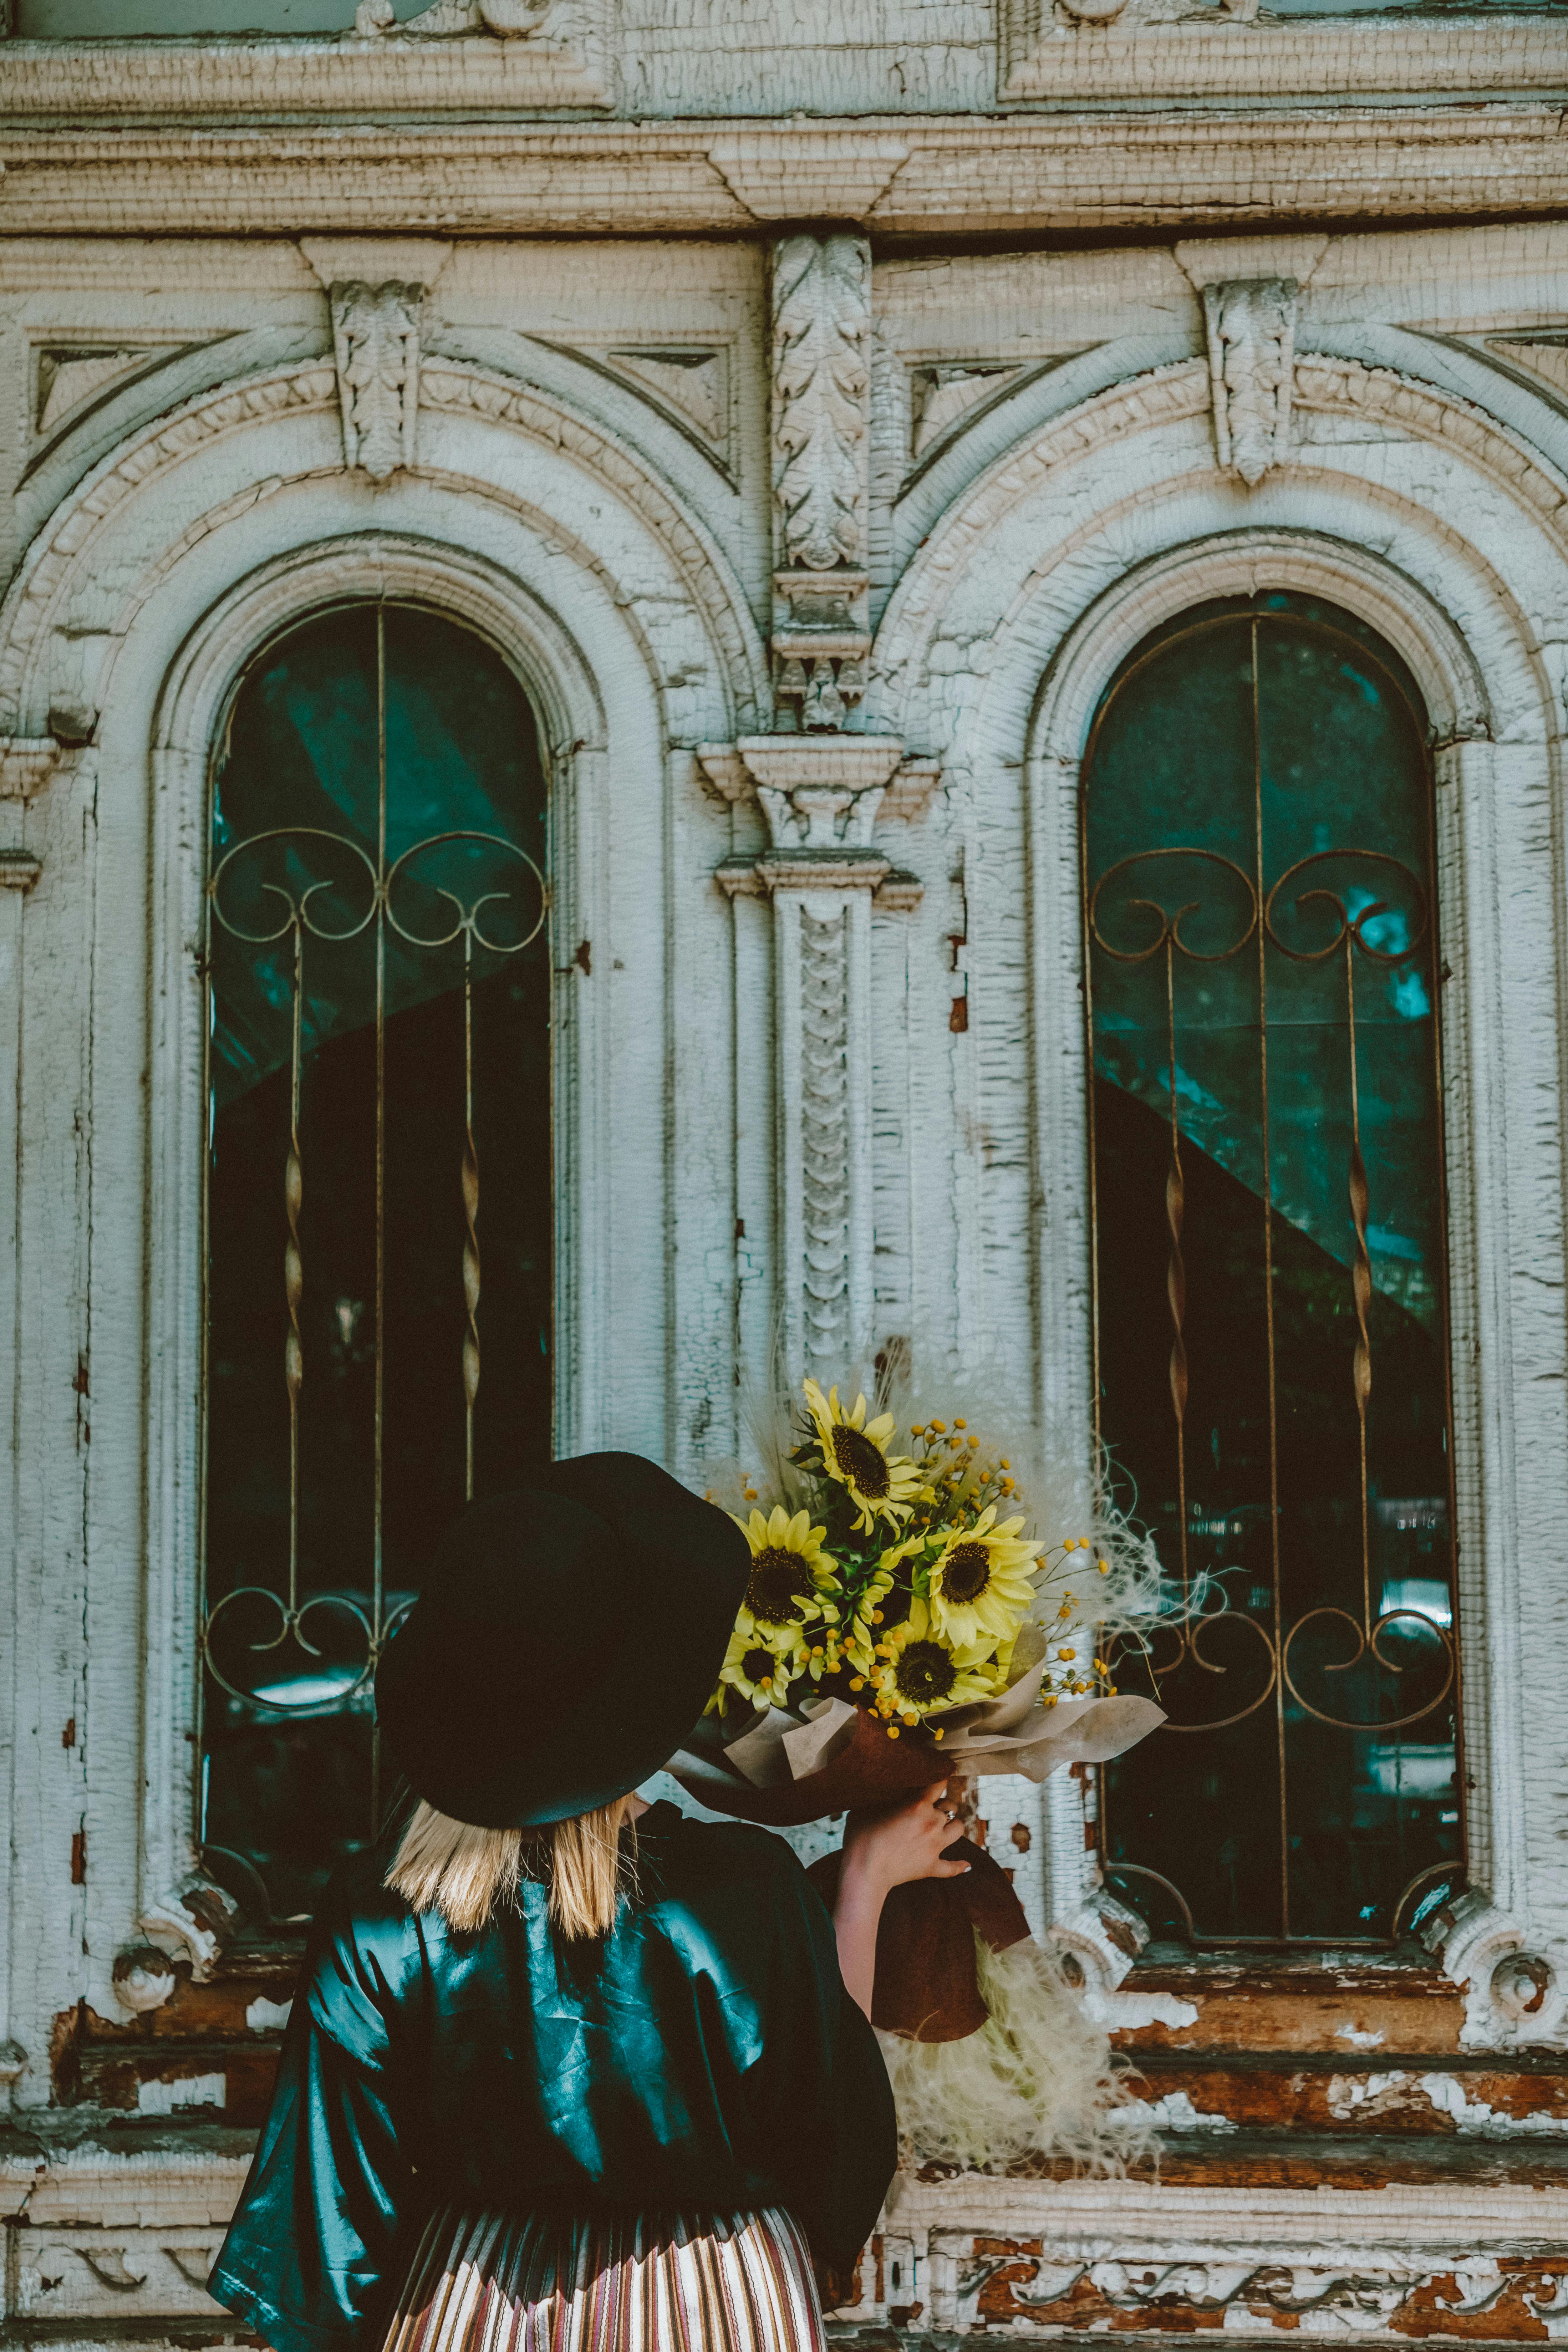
left=669, top=1370, right=1166, bottom=2173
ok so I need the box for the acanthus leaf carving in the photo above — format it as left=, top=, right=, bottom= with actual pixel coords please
left=330, top=280, right=422, bottom=482
left=770, top=235, right=872, bottom=729
left=1203, top=277, right=1298, bottom=486
left=771, top=234, right=870, bottom=573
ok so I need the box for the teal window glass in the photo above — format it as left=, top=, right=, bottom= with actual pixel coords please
left=200, top=603, right=551, bottom=1922
left=1087, top=594, right=1461, bottom=1945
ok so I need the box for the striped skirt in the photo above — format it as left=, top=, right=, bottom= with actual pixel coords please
left=381, top=2203, right=827, bottom=2352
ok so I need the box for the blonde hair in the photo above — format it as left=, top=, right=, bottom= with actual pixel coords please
left=386, top=1796, right=637, bottom=1938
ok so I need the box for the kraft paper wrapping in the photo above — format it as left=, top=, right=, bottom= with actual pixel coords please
left=666, top=1681, right=1164, bottom=2044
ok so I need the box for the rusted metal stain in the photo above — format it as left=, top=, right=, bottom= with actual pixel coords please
left=1106, top=1962, right=1468, bottom=2054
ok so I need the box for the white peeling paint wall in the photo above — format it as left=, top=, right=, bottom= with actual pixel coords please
left=2, top=201, right=1568, bottom=2339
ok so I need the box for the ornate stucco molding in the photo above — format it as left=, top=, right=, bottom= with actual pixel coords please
left=1203, top=277, right=1298, bottom=484
left=1420, top=1888, right=1568, bottom=2050
left=770, top=236, right=872, bottom=732
left=703, top=737, right=908, bottom=1374
left=328, top=281, right=423, bottom=482
left=0, top=357, right=769, bottom=738
left=0, top=735, right=76, bottom=800
left=870, top=353, right=1568, bottom=732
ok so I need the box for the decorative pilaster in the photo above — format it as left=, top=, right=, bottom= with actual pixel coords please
left=769, top=235, right=872, bottom=730
left=704, top=737, right=908, bottom=1375
left=1203, top=277, right=1298, bottom=485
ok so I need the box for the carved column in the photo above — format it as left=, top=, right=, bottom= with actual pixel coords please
left=1203, top=277, right=1298, bottom=485
left=706, top=738, right=910, bottom=1375
left=769, top=234, right=872, bottom=731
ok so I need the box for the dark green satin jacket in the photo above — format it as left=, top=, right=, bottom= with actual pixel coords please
left=209, top=1806, right=896, bottom=2352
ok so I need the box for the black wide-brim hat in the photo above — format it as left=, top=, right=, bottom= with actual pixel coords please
left=376, top=1452, right=748, bottom=1829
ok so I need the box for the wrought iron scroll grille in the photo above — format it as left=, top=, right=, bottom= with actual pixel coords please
left=1084, top=596, right=1463, bottom=1946
left=197, top=603, right=550, bottom=1921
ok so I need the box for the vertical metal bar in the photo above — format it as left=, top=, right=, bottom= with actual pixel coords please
left=462, top=925, right=480, bottom=1500
left=371, top=606, right=387, bottom=1833
left=1253, top=613, right=1290, bottom=1942
left=1346, top=937, right=1374, bottom=1635
left=1081, top=782, right=1104, bottom=1470
left=197, top=782, right=216, bottom=1851
left=285, top=919, right=304, bottom=1620
left=1424, top=736, right=1467, bottom=1887
left=1164, top=933, right=1190, bottom=1608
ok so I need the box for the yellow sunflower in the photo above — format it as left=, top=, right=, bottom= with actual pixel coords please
left=802, top=1381, right=922, bottom=1532
left=733, top=1505, right=838, bottom=1644
left=870, top=1596, right=1001, bottom=1721
left=717, top=1626, right=800, bottom=1713
left=925, top=1507, right=1042, bottom=1653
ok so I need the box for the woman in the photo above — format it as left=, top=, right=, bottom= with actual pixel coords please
left=210, top=1452, right=968, bottom=2352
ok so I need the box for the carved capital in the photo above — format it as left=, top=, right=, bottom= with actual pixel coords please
left=0, top=850, right=41, bottom=894
left=329, top=281, right=423, bottom=482
left=702, top=735, right=905, bottom=842
left=703, top=739, right=927, bottom=909
left=1203, top=278, right=1298, bottom=486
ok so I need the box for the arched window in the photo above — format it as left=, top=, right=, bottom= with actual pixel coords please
left=200, top=604, right=551, bottom=1921
left=1085, top=592, right=1460, bottom=1946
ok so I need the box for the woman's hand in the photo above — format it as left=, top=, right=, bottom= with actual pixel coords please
left=832, top=1780, right=969, bottom=2019
left=842, top=1780, right=971, bottom=1897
